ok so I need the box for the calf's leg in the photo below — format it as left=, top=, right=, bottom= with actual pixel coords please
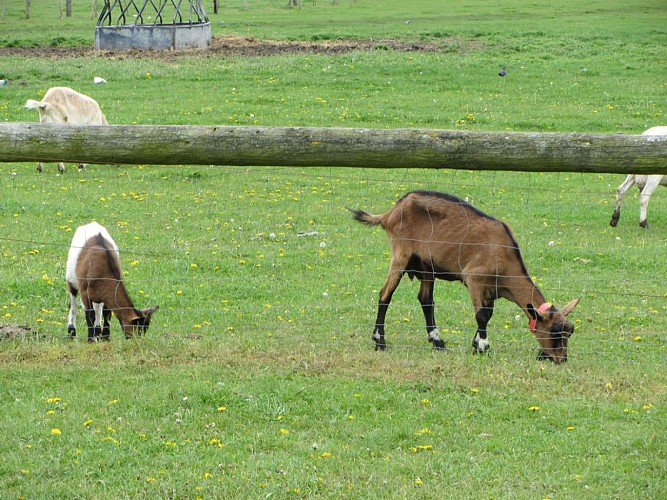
left=610, top=175, right=635, bottom=227
left=638, top=176, right=662, bottom=228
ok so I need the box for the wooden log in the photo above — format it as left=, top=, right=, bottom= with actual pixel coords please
left=0, top=123, right=665, bottom=174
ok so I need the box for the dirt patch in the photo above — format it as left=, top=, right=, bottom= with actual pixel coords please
left=0, top=34, right=470, bottom=60
left=0, top=324, right=37, bottom=341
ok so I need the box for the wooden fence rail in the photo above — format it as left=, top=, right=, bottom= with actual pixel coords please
left=1, top=123, right=666, bottom=174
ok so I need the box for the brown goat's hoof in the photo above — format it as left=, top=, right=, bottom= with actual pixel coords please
left=472, top=336, right=490, bottom=354
left=639, top=220, right=648, bottom=229
left=431, top=339, right=446, bottom=351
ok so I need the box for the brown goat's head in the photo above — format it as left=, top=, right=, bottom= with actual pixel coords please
left=122, top=306, right=159, bottom=338
left=527, top=299, right=580, bottom=364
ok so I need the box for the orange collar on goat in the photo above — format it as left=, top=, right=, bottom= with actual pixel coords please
left=529, top=302, right=553, bottom=333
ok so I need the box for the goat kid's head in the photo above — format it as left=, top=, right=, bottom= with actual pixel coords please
left=122, top=306, right=159, bottom=338
left=527, top=298, right=580, bottom=364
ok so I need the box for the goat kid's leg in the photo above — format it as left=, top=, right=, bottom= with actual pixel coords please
left=418, top=279, right=445, bottom=350
left=101, top=306, right=112, bottom=341
left=472, top=302, right=495, bottom=354
left=36, top=162, right=44, bottom=173
left=91, top=302, right=106, bottom=340
left=638, top=176, right=661, bottom=228
left=610, top=175, right=635, bottom=227
left=84, top=308, right=99, bottom=341
left=67, top=285, right=78, bottom=337
left=58, top=162, right=66, bottom=174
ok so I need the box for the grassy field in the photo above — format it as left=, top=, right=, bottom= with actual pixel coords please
left=1, top=0, right=666, bottom=497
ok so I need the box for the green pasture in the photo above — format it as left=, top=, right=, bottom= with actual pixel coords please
left=1, top=0, right=666, bottom=497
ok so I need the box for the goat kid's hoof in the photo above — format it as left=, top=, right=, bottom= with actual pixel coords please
left=374, top=343, right=387, bottom=351
left=639, top=220, right=649, bottom=229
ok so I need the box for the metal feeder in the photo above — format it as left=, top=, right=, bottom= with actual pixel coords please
left=95, top=0, right=211, bottom=51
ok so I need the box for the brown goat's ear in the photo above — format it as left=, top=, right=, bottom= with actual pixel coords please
left=559, top=298, right=580, bottom=317
left=526, top=304, right=539, bottom=321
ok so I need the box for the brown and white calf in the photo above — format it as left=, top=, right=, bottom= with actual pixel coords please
left=66, top=222, right=158, bottom=341
left=609, top=126, right=667, bottom=228
left=25, top=86, right=108, bottom=173
left=352, top=190, right=580, bottom=363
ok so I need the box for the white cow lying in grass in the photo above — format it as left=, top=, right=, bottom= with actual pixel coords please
left=609, top=126, right=667, bottom=228
left=25, top=86, right=108, bottom=173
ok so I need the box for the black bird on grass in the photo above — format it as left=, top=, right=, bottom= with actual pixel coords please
left=498, top=65, right=507, bottom=77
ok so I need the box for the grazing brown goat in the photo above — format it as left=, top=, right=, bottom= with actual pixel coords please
left=66, top=222, right=158, bottom=341
left=352, top=190, right=580, bottom=363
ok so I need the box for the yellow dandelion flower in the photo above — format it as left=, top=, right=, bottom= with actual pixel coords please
left=217, top=406, right=226, bottom=412
left=83, top=420, right=93, bottom=426
left=528, top=406, right=540, bottom=412
left=280, top=428, right=289, bottom=435
left=51, top=428, right=62, bottom=436
left=566, top=426, right=575, bottom=431
left=421, top=398, right=430, bottom=405
left=45, top=397, right=61, bottom=404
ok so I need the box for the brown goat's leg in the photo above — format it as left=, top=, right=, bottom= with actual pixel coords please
left=471, top=302, right=494, bottom=354
left=418, top=279, right=445, bottom=350
left=373, top=268, right=404, bottom=350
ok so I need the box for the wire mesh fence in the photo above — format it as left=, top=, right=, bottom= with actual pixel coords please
left=1, top=163, right=665, bottom=364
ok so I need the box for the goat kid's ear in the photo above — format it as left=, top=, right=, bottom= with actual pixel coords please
left=143, top=305, right=159, bottom=319
left=559, top=298, right=580, bottom=317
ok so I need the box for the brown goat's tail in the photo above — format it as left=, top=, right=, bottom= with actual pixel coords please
left=350, top=208, right=383, bottom=227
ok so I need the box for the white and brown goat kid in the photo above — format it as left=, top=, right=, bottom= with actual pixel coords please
left=609, top=126, right=667, bottom=229
left=66, top=222, right=158, bottom=341
left=352, top=190, right=580, bottom=363
left=25, top=86, right=108, bottom=173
